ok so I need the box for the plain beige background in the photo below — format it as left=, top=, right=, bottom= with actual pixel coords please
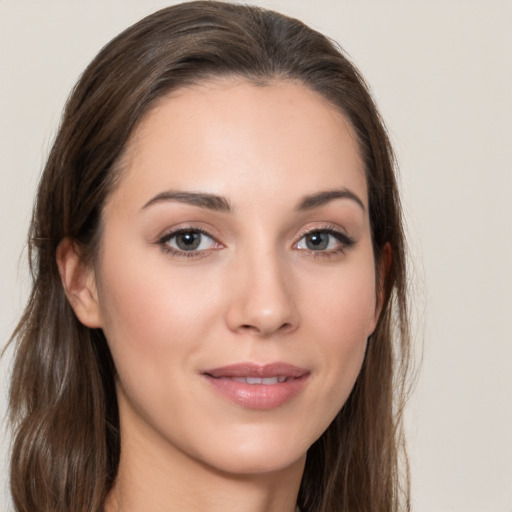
left=1, top=1, right=511, bottom=511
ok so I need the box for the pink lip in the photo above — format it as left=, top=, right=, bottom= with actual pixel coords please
left=202, top=362, right=310, bottom=410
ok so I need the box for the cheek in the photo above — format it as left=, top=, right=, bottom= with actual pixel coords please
left=95, top=253, right=222, bottom=378
left=304, top=255, right=377, bottom=344
left=301, top=258, right=376, bottom=416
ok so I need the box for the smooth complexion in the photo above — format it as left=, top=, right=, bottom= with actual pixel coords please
left=59, top=80, right=382, bottom=512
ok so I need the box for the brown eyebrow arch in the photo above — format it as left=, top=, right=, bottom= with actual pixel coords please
left=142, top=190, right=231, bottom=212
left=297, top=188, right=366, bottom=212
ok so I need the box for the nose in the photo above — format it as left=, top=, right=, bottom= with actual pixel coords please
left=225, top=248, right=299, bottom=337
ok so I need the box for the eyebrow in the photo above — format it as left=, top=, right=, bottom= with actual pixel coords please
left=141, top=187, right=365, bottom=214
left=142, top=190, right=231, bottom=212
left=296, top=188, right=366, bottom=212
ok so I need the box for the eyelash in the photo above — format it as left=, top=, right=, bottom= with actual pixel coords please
left=157, top=227, right=220, bottom=259
left=295, top=227, right=356, bottom=258
left=156, top=225, right=355, bottom=259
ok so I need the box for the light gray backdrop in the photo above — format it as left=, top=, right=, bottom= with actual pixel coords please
left=1, top=1, right=511, bottom=511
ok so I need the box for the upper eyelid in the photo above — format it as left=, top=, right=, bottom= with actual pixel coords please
left=160, top=226, right=212, bottom=238
left=157, top=224, right=220, bottom=243
left=296, top=224, right=353, bottom=240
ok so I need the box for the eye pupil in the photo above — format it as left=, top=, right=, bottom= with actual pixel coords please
left=176, top=232, right=201, bottom=251
left=306, top=232, right=328, bottom=250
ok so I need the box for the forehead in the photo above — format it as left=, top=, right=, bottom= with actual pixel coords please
left=112, top=79, right=367, bottom=212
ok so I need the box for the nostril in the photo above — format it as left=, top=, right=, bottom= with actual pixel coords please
left=237, top=322, right=292, bottom=336
left=239, top=324, right=264, bottom=334
left=278, top=322, right=293, bottom=333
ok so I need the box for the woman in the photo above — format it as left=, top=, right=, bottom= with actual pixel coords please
left=7, top=2, right=411, bottom=511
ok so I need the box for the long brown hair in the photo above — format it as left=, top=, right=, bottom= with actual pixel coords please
left=7, top=2, right=412, bottom=511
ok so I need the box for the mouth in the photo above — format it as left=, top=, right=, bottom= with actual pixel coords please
left=201, top=362, right=310, bottom=409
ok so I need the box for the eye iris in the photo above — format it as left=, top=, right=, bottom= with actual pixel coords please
left=306, top=232, right=329, bottom=250
left=176, top=232, right=201, bottom=251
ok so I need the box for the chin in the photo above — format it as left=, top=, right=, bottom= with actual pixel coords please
left=189, top=423, right=313, bottom=477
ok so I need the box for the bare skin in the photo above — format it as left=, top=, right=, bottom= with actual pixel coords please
left=58, top=79, right=380, bottom=512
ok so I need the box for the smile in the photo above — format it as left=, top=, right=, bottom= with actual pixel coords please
left=202, top=362, right=310, bottom=409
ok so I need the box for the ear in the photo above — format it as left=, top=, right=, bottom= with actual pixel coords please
left=56, top=238, right=103, bottom=328
left=372, top=242, right=392, bottom=330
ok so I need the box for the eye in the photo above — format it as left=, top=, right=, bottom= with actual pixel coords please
left=294, top=229, right=355, bottom=254
left=158, top=228, right=220, bottom=255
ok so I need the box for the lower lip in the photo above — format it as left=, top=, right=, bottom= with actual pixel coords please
left=204, top=375, right=309, bottom=410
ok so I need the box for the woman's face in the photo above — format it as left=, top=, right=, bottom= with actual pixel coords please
left=88, top=80, right=379, bottom=475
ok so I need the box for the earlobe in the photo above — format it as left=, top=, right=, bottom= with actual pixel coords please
left=56, top=238, right=103, bottom=328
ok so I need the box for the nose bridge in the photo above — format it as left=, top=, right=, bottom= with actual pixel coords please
left=226, top=239, right=298, bottom=336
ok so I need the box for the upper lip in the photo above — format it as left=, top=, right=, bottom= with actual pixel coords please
left=203, top=362, right=309, bottom=379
